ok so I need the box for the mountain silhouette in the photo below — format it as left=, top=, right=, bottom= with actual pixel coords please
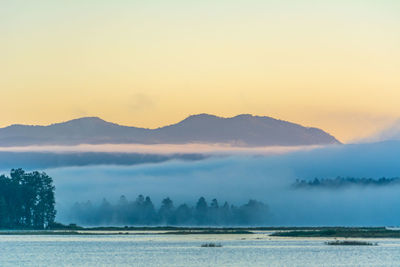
left=0, top=114, right=340, bottom=147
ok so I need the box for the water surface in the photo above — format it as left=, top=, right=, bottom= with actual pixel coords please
left=1, top=233, right=399, bottom=266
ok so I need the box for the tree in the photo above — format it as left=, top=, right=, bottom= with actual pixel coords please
left=238, top=200, right=269, bottom=225
left=209, top=198, right=220, bottom=225
left=116, top=195, right=129, bottom=224
left=174, top=204, right=192, bottom=225
left=98, top=198, right=113, bottom=225
left=195, top=197, right=208, bottom=225
left=0, top=169, right=56, bottom=229
left=158, top=197, right=175, bottom=224
left=34, top=172, right=56, bottom=228
left=0, top=196, right=7, bottom=227
left=142, top=196, right=156, bottom=224
left=220, top=202, right=231, bottom=224
left=68, top=196, right=271, bottom=226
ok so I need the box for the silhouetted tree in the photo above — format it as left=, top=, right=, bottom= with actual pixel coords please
left=0, top=169, right=56, bottom=229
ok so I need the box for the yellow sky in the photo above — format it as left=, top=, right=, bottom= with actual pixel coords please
left=1, top=1, right=399, bottom=142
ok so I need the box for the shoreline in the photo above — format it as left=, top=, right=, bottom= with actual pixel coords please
left=1, top=226, right=400, bottom=237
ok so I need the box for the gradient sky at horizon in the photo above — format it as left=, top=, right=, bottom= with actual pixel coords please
left=1, top=0, right=400, bottom=142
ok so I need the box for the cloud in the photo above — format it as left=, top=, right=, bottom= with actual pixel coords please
left=129, top=93, right=155, bottom=112
left=357, top=118, right=400, bottom=143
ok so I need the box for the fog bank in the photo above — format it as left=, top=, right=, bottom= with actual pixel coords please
left=3, top=140, right=400, bottom=226
left=47, top=142, right=400, bottom=226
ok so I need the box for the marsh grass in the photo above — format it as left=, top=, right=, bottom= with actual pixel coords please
left=201, top=243, right=223, bottom=247
left=325, top=240, right=377, bottom=246
left=164, top=230, right=252, bottom=235
left=271, top=228, right=400, bottom=238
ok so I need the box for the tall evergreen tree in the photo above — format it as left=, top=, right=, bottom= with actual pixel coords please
left=0, top=169, right=56, bottom=229
left=195, top=197, right=208, bottom=225
left=158, top=197, right=175, bottom=224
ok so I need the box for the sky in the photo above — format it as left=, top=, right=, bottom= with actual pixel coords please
left=1, top=1, right=400, bottom=142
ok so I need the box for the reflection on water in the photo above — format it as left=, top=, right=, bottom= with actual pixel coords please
left=1, top=233, right=400, bottom=266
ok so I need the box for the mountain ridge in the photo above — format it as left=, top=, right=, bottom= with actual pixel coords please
left=0, top=114, right=340, bottom=147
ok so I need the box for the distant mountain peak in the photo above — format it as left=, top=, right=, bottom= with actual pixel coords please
left=232, top=114, right=254, bottom=119
left=184, top=114, right=267, bottom=122
left=70, top=116, right=104, bottom=121
left=183, top=113, right=220, bottom=121
left=0, top=114, right=340, bottom=147
left=50, top=116, right=121, bottom=128
left=55, top=116, right=109, bottom=123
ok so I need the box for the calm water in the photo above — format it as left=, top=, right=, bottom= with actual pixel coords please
left=1, top=232, right=400, bottom=266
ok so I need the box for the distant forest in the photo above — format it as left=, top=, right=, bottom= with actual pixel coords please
left=69, top=196, right=270, bottom=226
left=0, top=169, right=56, bottom=229
left=293, top=177, right=400, bottom=189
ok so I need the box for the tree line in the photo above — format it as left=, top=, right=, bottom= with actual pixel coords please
left=69, top=195, right=270, bottom=226
left=0, top=169, right=56, bottom=229
left=293, top=176, right=400, bottom=189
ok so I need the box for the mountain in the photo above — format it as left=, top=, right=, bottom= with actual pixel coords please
left=0, top=114, right=340, bottom=147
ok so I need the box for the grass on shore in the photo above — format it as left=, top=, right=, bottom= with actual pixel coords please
left=163, top=230, right=252, bottom=235
left=2, top=225, right=400, bottom=237
left=325, top=240, right=377, bottom=246
left=271, top=228, right=400, bottom=238
left=0, top=228, right=252, bottom=236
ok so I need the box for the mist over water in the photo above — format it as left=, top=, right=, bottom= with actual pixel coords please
left=40, top=141, right=400, bottom=226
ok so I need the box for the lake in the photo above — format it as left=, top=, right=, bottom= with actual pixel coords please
left=1, top=232, right=400, bottom=266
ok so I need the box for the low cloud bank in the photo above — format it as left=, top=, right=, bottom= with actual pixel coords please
left=48, top=141, right=400, bottom=226
left=2, top=141, right=400, bottom=226
left=0, top=152, right=205, bottom=171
